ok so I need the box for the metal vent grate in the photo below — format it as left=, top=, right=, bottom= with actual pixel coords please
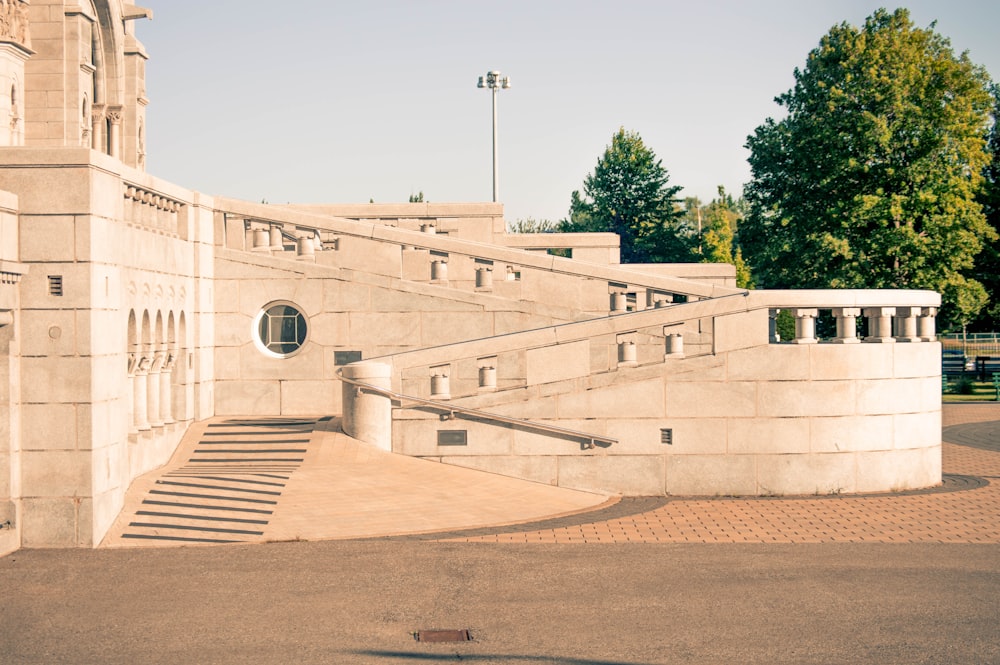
left=437, top=430, right=468, bottom=446
left=660, top=428, right=673, bottom=445
left=414, top=629, right=472, bottom=643
left=48, top=275, right=63, bottom=296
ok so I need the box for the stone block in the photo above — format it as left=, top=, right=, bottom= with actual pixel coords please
left=713, top=309, right=768, bottom=352
left=757, top=380, right=855, bottom=418
left=855, top=377, right=926, bottom=416
left=809, top=343, right=893, bottom=380
left=18, top=309, right=78, bottom=357
left=20, top=497, right=80, bottom=548
left=394, top=419, right=513, bottom=457
left=419, top=311, right=494, bottom=347
left=348, top=312, right=420, bottom=347
left=526, top=339, right=590, bottom=386
left=666, top=454, right=756, bottom=496
left=213, top=312, right=252, bottom=347
left=809, top=414, right=894, bottom=453
left=443, top=455, right=558, bottom=486
left=307, top=312, right=350, bottom=346
left=280, top=380, right=336, bottom=415
left=756, top=452, right=857, bottom=495
left=213, top=279, right=240, bottom=313
left=727, top=417, right=811, bottom=454
left=212, top=345, right=242, bottom=380
left=665, top=380, right=756, bottom=418
left=213, top=380, right=280, bottom=415
left=20, top=215, right=76, bottom=262
left=22, top=356, right=92, bottom=403
left=892, top=411, right=941, bottom=450
left=892, top=342, right=939, bottom=378
left=557, top=454, right=665, bottom=495
left=727, top=344, right=810, bottom=381
left=511, top=419, right=608, bottom=456
left=855, top=446, right=941, bottom=493
left=559, top=377, right=665, bottom=419
left=238, top=343, right=326, bottom=381
left=22, top=402, right=77, bottom=451
left=21, top=450, right=92, bottom=496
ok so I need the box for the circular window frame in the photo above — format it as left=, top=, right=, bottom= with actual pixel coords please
left=252, top=300, right=309, bottom=359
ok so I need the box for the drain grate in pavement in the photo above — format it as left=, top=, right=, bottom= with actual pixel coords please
left=414, top=629, right=472, bottom=643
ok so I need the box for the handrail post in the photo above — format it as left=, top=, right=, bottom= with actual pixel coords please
left=341, top=361, right=393, bottom=451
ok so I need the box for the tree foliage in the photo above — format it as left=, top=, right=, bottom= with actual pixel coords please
left=741, top=8, right=995, bottom=330
left=970, top=85, right=1000, bottom=330
left=507, top=218, right=559, bottom=234
left=560, top=128, right=692, bottom=263
left=684, top=188, right=754, bottom=288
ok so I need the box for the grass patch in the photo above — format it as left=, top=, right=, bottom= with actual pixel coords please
left=942, top=378, right=1000, bottom=402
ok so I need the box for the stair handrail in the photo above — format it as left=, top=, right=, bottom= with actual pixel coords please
left=336, top=368, right=616, bottom=450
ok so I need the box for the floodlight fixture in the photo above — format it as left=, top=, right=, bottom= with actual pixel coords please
left=477, top=70, right=511, bottom=202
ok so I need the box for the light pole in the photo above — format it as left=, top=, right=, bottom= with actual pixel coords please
left=477, top=70, right=511, bottom=203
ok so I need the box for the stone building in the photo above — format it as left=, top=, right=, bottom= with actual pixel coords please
left=0, top=1, right=942, bottom=555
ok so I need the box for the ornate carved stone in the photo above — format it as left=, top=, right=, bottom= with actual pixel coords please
left=0, top=1, right=31, bottom=49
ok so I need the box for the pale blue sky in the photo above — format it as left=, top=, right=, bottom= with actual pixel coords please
left=138, top=1, right=1000, bottom=223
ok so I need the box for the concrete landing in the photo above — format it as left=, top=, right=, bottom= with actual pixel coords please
left=100, top=416, right=611, bottom=547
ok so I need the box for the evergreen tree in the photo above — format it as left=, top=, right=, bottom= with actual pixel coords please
left=742, top=9, right=995, bottom=330
left=561, top=128, right=692, bottom=263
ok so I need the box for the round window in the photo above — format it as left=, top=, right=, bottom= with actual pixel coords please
left=254, top=301, right=308, bottom=358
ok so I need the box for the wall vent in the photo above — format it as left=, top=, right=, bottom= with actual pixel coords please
left=437, top=430, right=468, bottom=446
left=48, top=275, right=63, bottom=296
left=660, top=428, right=673, bottom=445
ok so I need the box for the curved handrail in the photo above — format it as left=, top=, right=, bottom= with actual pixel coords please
left=336, top=368, right=616, bottom=450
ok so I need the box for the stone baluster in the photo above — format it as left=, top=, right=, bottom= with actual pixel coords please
left=269, top=224, right=284, bottom=251
left=475, top=266, right=493, bottom=290
left=296, top=236, right=315, bottom=261
left=768, top=309, right=781, bottom=343
left=478, top=364, right=497, bottom=391
left=863, top=307, right=896, bottom=343
left=617, top=335, right=637, bottom=367
left=792, top=309, right=819, bottom=344
left=831, top=308, right=861, bottom=344
left=610, top=292, right=628, bottom=313
left=665, top=330, right=684, bottom=358
left=252, top=227, right=270, bottom=251
left=431, top=258, right=448, bottom=282
left=894, top=307, right=920, bottom=342
left=133, top=354, right=151, bottom=431
left=918, top=307, right=937, bottom=342
left=430, top=368, right=451, bottom=400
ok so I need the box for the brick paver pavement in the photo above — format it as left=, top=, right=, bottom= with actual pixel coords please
left=441, top=403, right=1000, bottom=544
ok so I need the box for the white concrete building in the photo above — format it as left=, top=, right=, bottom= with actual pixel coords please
left=0, top=1, right=942, bottom=555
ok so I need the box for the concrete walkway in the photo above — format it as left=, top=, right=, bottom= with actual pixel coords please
left=101, top=416, right=612, bottom=547
left=103, top=404, right=1000, bottom=547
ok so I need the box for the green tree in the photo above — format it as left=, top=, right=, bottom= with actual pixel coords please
left=970, top=85, right=1000, bottom=330
left=692, top=187, right=754, bottom=288
left=741, top=8, right=996, bottom=330
left=507, top=218, right=559, bottom=233
left=408, top=191, right=425, bottom=203
left=560, top=128, right=692, bottom=263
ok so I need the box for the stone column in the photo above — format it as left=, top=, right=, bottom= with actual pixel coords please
left=831, top=308, right=861, bottom=344
left=107, top=107, right=123, bottom=159
left=91, top=105, right=106, bottom=152
left=792, top=308, right=819, bottom=344
left=127, top=353, right=138, bottom=434
left=133, top=355, right=151, bottom=431
left=146, top=350, right=164, bottom=428
left=894, top=307, right=920, bottom=342
left=341, top=361, right=393, bottom=451
left=918, top=307, right=937, bottom=342
left=863, top=307, right=896, bottom=343
left=159, top=354, right=175, bottom=425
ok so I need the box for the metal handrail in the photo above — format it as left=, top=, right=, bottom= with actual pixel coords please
left=336, top=369, right=616, bottom=450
